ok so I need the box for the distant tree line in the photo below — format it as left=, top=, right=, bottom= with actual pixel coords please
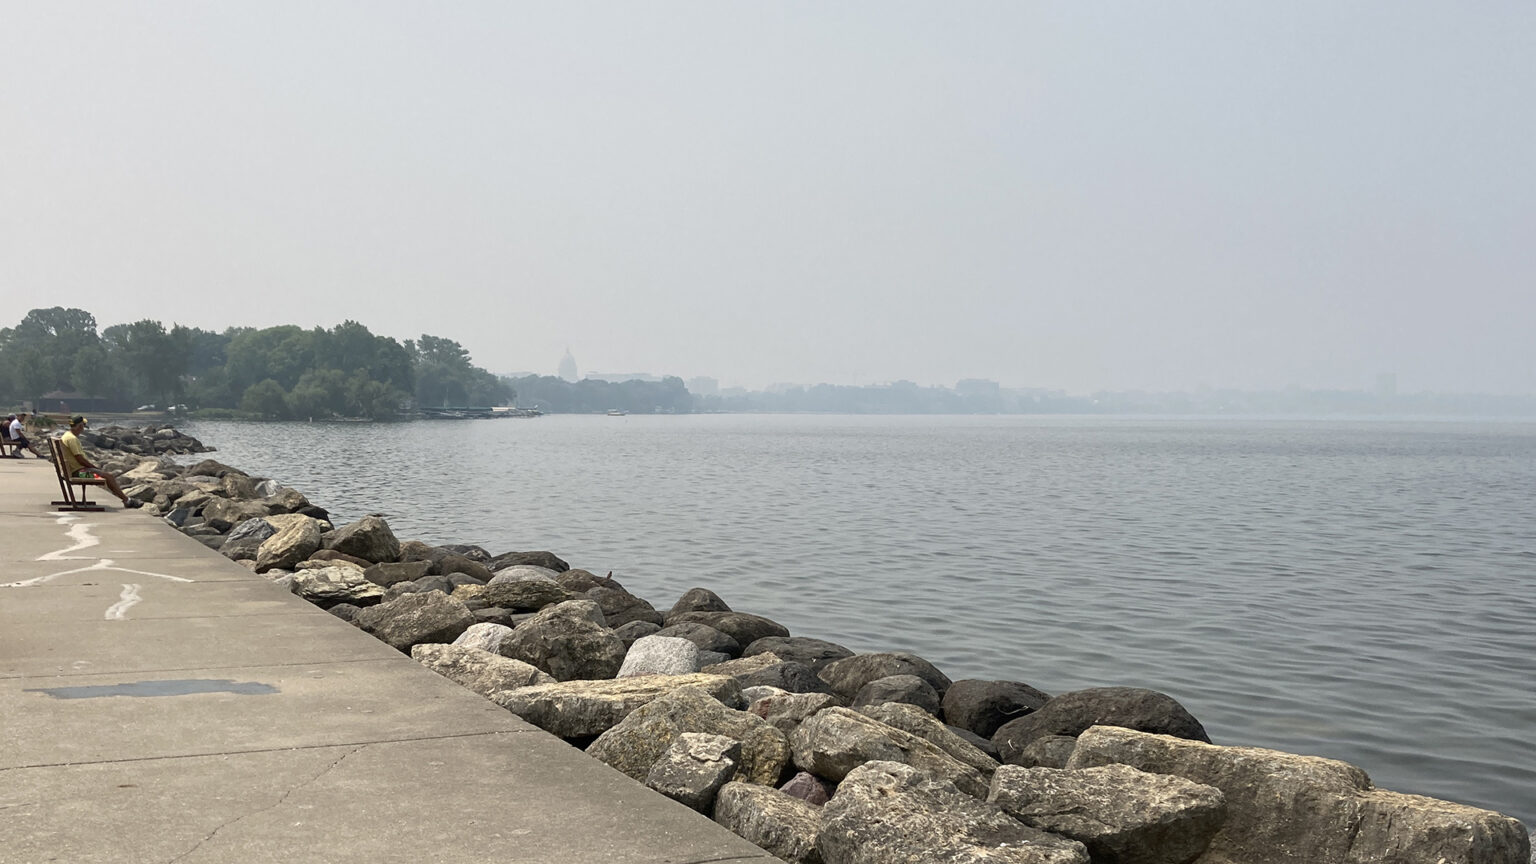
left=506, top=375, right=693, bottom=414
left=0, top=307, right=511, bottom=420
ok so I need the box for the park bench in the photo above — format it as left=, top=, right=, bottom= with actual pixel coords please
left=0, top=427, right=22, bottom=457
left=48, top=436, right=107, bottom=512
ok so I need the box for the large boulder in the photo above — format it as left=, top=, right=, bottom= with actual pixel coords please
left=943, top=679, right=1053, bottom=739
left=738, top=661, right=837, bottom=695
left=817, top=652, right=952, bottom=702
left=488, top=565, right=561, bottom=584
left=989, top=764, right=1226, bottom=864
left=496, top=599, right=626, bottom=681
left=467, top=579, right=575, bottom=612
left=790, top=707, right=990, bottom=799
left=490, top=550, right=569, bottom=573
left=363, top=560, right=434, bottom=587
left=586, top=585, right=665, bottom=628
left=818, top=760, right=1088, bottom=864
left=994, top=687, right=1209, bottom=764
left=355, top=591, right=475, bottom=652
left=666, top=611, right=790, bottom=648
left=290, top=565, right=387, bottom=607
left=646, top=732, right=740, bottom=813
left=714, top=781, right=825, bottom=864
left=452, top=621, right=515, bottom=654
left=655, top=622, right=742, bottom=658
left=324, top=515, right=400, bottom=564
left=856, top=702, right=999, bottom=777
left=587, top=684, right=790, bottom=786
left=852, top=674, right=940, bottom=716
left=254, top=518, right=322, bottom=573
left=410, top=643, right=555, bottom=698
left=186, top=459, right=247, bottom=478
left=493, top=674, right=741, bottom=739
left=618, top=635, right=701, bottom=678
left=744, top=636, right=855, bottom=672
left=666, top=587, right=732, bottom=620
left=1068, top=726, right=1531, bottom=864
left=201, top=497, right=271, bottom=532
left=750, top=691, right=844, bottom=736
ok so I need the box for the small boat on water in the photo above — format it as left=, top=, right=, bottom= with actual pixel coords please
left=606, top=409, right=628, bottom=417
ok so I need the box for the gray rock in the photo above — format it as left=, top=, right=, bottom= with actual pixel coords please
left=186, top=459, right=247, bottom=478
left=790, top=707, right=991, bottom=798
left=857, top=702, right=1000, bottom=777
left=493, top=674, right=741, bottom=739
left=436, top=553, right=494, bottom=583
left=201, top=496, right=270, bottom=532
left=452, top=621, right=515, bottom=654
left=496, top=599, right=626, bottom=681
left=557, top=568, right=623, bottom=592
left=613, top=620, right=661, bottom=647
left=744, top=636, right=855, bottom=672
left=750, top=691, right=844, bottom=736
left=290, top=565, right=387, bottom=607
left=665, top=586, right=732, bottom=620
left=989, top=764, right=1226, bottom=864
left=698, top=650, right=731, bottom=667
left=715, top=781, right=825, bottom=864
left=324, top=515, right=400, bottom=563
left=1015, top=735, right=1077, bottom=769
left=704, top=653, right=784, bottom=677
left=469, top=579, right=576, bottom=612
left=1068, top=725, right=1531, bottom=864
left=852, top=674, right=941, bottom=716
left=739, top=661, right=837, bottom=696
left=587, top=684, right=789, bottom=785
left=355, top=591, right=476, bottom=652
left=995, top=687, right=1209, bottom=764
left=646, top=732, right=740, bottom=812
left=363, top=560, right=434, bottom=587
left=438, top=543, right=493, bottom=563
left=618, top=635, right=701, bottom=678
left=410, top=643, right=554, bottom=698
left=655, top=622, right=742, bottom=658
left=225, top=516, right=277, bottom=545
left=254, top=517, right=322, bottom=574
left=818, top=760, right=1088, bottom=864
left=261, top=486, right=311, bottom=514
left=488, top=564, right=561, bottom=584
left=489, top=550, right=569, bottom=573
left=218, top=535, right=264, bottom=562
left=667, top=610, right=789, bottom=647
left=586, top=585, right=664, bottom=628
left=817, top=652, right=952, bottom=702
left=326, top=603, right=362, bottom=624
left=252, top=478, right=282, bottom=497
left=943, top=679, right=1053, bottom=739
left=741, top=685, right=789, bottom=704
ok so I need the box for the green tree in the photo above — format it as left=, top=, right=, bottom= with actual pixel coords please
left=240, top=379, right=290, bottom=419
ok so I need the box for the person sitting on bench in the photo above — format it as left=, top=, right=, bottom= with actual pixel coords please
left=59, top=415, right=140, bottom=508
left=7, top=412, right=42, bottom=458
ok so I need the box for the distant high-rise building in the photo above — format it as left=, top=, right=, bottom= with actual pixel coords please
left=558, top=349, right=578, bottom=382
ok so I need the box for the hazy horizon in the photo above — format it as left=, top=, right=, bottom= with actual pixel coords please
left=4, top=3, right=1532, bottom=395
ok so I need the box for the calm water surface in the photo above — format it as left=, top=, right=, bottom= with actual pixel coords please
left=183, top=414, right=1536, bottom=826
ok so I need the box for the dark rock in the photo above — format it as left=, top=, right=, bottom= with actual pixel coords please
left=738, top=661, right=837, bottom=696
left=186, top=459, right=247, bottom=478
left=363, top=560, right=434, bottom=587
left=324, top=515, right=400, bottom=564
left=818, top=652, right=953, bottom=702
left=1015, top=735, right=1078, bottom=769
left=655, top=622, right=742, bottom=658
left=326, top=603, right=362, bottom=624
left=490, top=550, right=569, bottom=573
left=225, top=517, right=278, bottom=545
left=437, top=553, right=494, bottom=583
left=307, top=548, right=373, bottom=568
left=438, top=543, right=493, bottom=563
left=778, top=771, right=832, bottom=807
left=665, top=587, right=731, bottom=620
left=853, top=674, right=941, bottom=716
left=818, top=760, right=1088, bottom=864
left=557, top=568, right=623, bottom=592
left=413, top=573, right=456, bottom=596
left=497, top=599, right=626, bottom=681
left=994, top=687, right=1210, bottom=764
left=296, top=504, right=330, bottom=521
left=163, top=507, right=193, bottom=528
left=355, top=591, right=475, bottom=652
left=586, top=585, right=664, bottom=628
left=667, top=611, right=789, bottom=647
left=744, top=636, right=855, bottom=672
left=613, top=620, right=662, bottom=647
left=943, top=679, right=1053, bottom=739
left=219, top=536, right=263, bottom=562
left=949, top=725, right=1001, bottom=761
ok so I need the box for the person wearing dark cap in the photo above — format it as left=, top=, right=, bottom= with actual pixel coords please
left=59, top=416, right=141, bottom=508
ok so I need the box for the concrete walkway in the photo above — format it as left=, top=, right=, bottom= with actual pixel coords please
left=0, top=455, right=777, bottom=863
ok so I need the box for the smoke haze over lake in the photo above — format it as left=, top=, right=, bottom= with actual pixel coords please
left=3, top=3, right=1532, bottom=394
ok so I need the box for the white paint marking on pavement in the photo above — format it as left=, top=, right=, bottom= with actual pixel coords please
left=105, top=584, right=142, bottom=620
left=38, top=521, right=101, bottom=561
left=3, top=558, right=193, bottom=588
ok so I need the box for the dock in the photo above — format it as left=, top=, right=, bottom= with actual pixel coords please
left=0, top=455, right=775, bottom=863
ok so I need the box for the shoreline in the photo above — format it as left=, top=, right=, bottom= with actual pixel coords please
left=72, top=422, right=1533, bottom=864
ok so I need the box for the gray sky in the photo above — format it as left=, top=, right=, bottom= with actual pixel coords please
left=3, top=3, right=1532, bottom=394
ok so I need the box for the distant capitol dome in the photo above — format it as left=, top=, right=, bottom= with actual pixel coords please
left=558, top=349, right=578, bottom=382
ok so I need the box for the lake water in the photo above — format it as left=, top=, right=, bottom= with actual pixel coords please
left=182, top=414, right=1536, bottom=827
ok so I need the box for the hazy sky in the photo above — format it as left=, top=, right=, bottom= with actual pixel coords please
left=3, top=3, right=1532, bottom=394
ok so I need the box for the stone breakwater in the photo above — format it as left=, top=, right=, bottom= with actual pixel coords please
left=75, top=427, right=1532, bottom=864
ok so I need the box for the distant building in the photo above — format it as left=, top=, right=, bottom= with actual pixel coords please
left=558, top=350, right=578, bottom=382
left=687, top=376, right=719, bottom=397
left=586, top=372, right=661, bottom=383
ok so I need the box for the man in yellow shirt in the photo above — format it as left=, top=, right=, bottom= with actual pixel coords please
left=60, top=416, right=140, bottom=509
